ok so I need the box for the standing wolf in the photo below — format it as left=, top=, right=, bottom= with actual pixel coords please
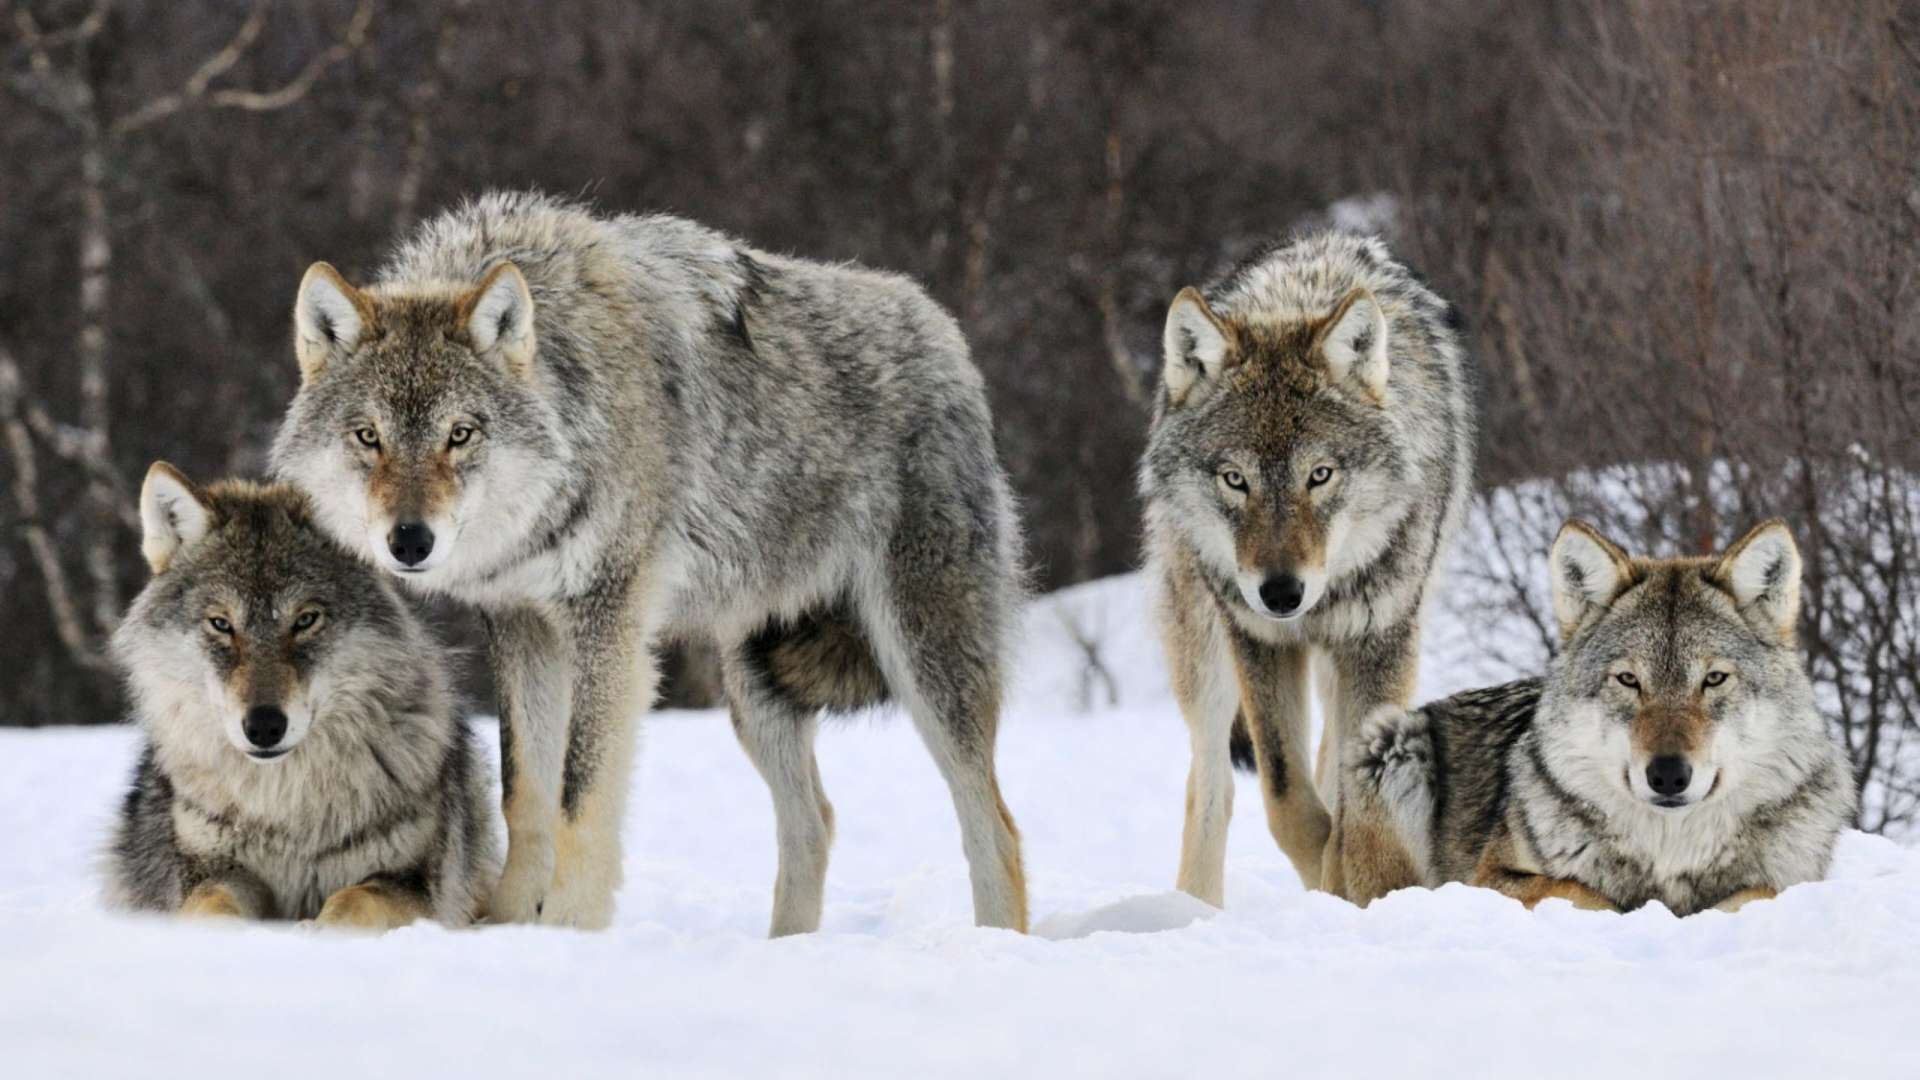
left=272, top=191, right=1027, bottom=933
left=106, top=465, right=498, bottom=928
left=1349, top=520, right=1856, bottom=914
left=1141, top=233, right=1474, bottom=905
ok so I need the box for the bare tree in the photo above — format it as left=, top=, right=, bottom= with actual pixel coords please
left=2, top=0, right=373, bottom=685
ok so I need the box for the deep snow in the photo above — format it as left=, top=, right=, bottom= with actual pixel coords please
left=2, top=574, right=1916, bottom=1078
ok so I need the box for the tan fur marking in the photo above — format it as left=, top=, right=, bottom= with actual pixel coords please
left=1713, top=886, right=1778, bottom=913
left=179, top=882, right=246, bottom=919
left=1631, top=702, right=1710, bottom=758
left=991, top=776, right=1030, bottom=933
left=315, top=881, right=430, bottom=932
left=1469, top=841, right=1617, bottom=911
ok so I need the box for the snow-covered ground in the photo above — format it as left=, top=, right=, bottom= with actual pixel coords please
left=3, top=574, right=1917, bottom=1078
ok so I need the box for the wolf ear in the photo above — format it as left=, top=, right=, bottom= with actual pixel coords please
left=139, top=462, right=212, bottom=574
left=1162, top=287, right=1237, bottom=406
left=1550, top=519, right=1634, bottom=643
left=460, top=263, right=536, bottom=379
left=293, top=262, right=373, bottom=383
left=1317, top=288, right=1389, bottom=401
left=1716, top=520, right=1802, bottom=642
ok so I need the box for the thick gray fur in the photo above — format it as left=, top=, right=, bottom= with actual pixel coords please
left=270, top=191, right=1028, bottom=932
left=105, top=478, right=498, bottom=926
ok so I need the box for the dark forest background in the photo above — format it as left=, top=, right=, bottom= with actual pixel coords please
left=4, top=1, right=1916, bottom=829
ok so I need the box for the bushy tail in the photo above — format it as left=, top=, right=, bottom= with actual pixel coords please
left=747, top=606, right=891, bottom=713
left=1352, top=705, right=1436, bottom=881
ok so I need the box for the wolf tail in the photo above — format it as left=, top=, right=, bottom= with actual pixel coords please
left=749, top=608, right=891, bottom=714
left=1352, top=705, right=1435, bottom=880
left=1227, top=712, right=1257, bottom=773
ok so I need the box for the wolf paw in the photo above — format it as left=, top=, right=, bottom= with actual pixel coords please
left=486, top=843, right=557, bottom=924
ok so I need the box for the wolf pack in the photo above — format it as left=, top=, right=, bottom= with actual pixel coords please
left=102, top=191, right=1855, bottom=934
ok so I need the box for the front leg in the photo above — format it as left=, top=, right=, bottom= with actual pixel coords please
left=179, top=870, right=275, bottom=921
left=314, top=875, right=432, bottom=932
left=1712, top=886, right=1777, bottom=913
left=1226, top=629, right=1331, bottom=891
left=1321, top=627, right=1423, bottom=904
left=539, top=579, right=655, bottom=930
left=1473, top=866, right=1620, bottom=912
left=483, top=607, right=574, bottom=924
left=1165, top=576, right=1242, bottom=908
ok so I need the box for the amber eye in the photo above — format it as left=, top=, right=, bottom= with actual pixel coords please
left=1219, top=469, right=1249, bottom=493
left=1308, top=465, right=1334, bottom=488
left=353, top=427, right=381, bottom=449
left=208, top=616, right=234, bottom=635
left=293, top=610, right=320, bottom=632
left=1614, top=672, right=1640, bottom=689
left=448, top=424, right=476, bottom=448
left=1703, top=671, right=1729, bottom=689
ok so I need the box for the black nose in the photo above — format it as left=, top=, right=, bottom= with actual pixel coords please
left=1646, top=755, right=1693, bottom=797
left=242, top=705, right=288, bottom=749
left=1258, top=574, right=1306, bottom=616
left=387, top=522, right=435, bottom=566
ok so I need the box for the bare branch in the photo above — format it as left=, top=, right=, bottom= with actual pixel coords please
left=110, top=0, right=373, bottom=136
left=0, top=348, right=110, bottom=671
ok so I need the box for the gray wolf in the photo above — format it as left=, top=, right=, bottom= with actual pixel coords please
left=105, top=464, right=498, bottom=929
left=1139, top=232, right=1475, bottom=905
left=1349, top=519, right=1856, bottom=914
left=271, top=191, right=1027, bottom=933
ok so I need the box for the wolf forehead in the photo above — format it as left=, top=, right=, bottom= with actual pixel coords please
left=1574, top=559, right=1782, bottom=662
left=322, top=292, right=510, bottom=399
left=161, top=483, right=379, bottom=603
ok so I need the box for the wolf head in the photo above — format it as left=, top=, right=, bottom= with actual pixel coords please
left=1142, top=276, right=1416, bottom=622
left=268, top=261, right=568, bottom=585
left=1539, top=518, right=1824, bottom=813
left=112, top=464, right=423, bottom=764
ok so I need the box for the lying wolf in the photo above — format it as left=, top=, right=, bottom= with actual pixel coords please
left=271, top=191, right=1027, bottom=932
left=1349, top=519, right=1855, bottom=914
left=105, top=464, right=497, bottom=928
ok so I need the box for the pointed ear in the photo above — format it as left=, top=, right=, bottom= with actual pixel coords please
left=1550, top=519, right=1634, bottom=643
left=1316, top=287, right=1389, bottom=401
left=140, top=462, right=213, bottom=574
left=293, top=262, right=373, bottom=383
left=1162, top=287, right=1237, bottom=407
left=460, top=263, right=537, bottom=379
left=1716, top=520, right=1802, bottom=641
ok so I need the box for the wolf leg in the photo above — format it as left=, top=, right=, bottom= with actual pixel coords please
left=864, top=578, right=1027, bottom=933
left=482, top=608, right=573, bottom=924
left=1476, top=869, right=1619, bottom=912
left=1321, top=629, right=1423, bottom=904
left=179, top=874, right=273, bottom=920
left=1713, top=886, right=1777, bottom=913
left=1160, top=572, right=1240, bottom=907
left=1227, top=632, right=1331, bottom=891
left=543, top=581, right=653, bottom=930
left=724, top=648, right=835, bottom=937
left=315, top=877, right=432, bottom=932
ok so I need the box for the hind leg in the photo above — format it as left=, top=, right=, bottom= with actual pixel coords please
left=723, top=648, right=835, bottom=937
left=862, top=580, right=1026, bottom=932
left=1161, top=572, right=1239, bottom=907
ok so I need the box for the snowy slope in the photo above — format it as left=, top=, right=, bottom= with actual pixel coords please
left=2, top=574, right=1917, bottom=1078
